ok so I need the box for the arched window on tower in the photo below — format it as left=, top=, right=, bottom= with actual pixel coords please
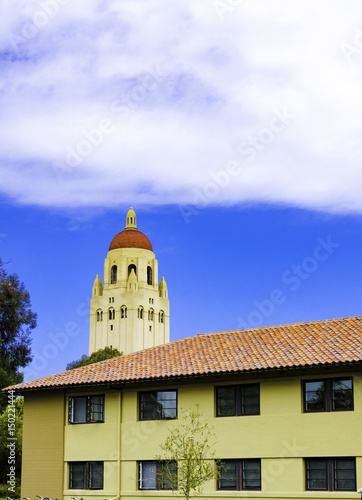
left=121, top=307, right=127, bottom=319
left=148, top=308, right=154, bottom=321
left=111, top=265, right=117, bottom=284
left=138, top=307, right=144, bottom=319
left=97, top=310, right=103, bottom=322
left=128, top=264, right=137, bottom=277
left=147, top=266, right=153, bottom=285
left=159, top=311, right=164, bottom=324
left=109, top=308, right=115, bottom=320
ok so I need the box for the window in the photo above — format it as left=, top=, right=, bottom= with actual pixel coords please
left=159, top=311, right=164, bottom=323
left=109, top=308, right=115, bottom=320
left=69, top=462, right=103, bottom=489
left=110, top=265, right=117, bottom=284
left=121, top=307, right=127, bottom=319
left=303, top=378, right=353, bottom=412
left=306, top=458, right=356, bottom=491
left=216, top=384, right=260, bottom=416
left=138, top=461, right=177, bottom=490
left=147, top=266, right=153, bottom=285
left=139, top=390, right=177, bottom=420
left=68, top=395, right=104, bottom=424
left=109, top=297, right=114, bottom=303
left=218, top=459, right=261, bottom=491
left=128, top=264, right=137, bottom=276
left=96, top=310, right=103, bottom=322
left=138, top=307, right=143, bottom=319
left=148, top=309, right=154, bottom=321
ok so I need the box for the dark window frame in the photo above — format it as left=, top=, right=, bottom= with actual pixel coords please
left=110, top=265, right=117, bottom=284
left=147, top=266, right=153, bottom=285
left=139, top=390, right=178, bottom=421
left=305, top=458, right=356, bottom=491
left=138, top=460, right=177, bottom=490
left=217, top=459, right=261, bottom=491
left=69, top=461, right=104, bottom=490
left=303, top=378, right=353, bottom=413
left=68, top=395, right=105, bottom=424
left=216, top=384, right=260, bottom=417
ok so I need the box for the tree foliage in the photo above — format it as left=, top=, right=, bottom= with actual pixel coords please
left=155, top=405, right=220, bottom=500
left=66, top=346, right=122, bottom=370
left=0, top=259, right=37, bottom=410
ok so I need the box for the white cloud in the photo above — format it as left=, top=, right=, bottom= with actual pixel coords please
left=1, top=0, right=362, bottom=213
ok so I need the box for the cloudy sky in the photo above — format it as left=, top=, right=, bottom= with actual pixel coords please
left=1, top=1, right=362, bottom=381
left=2, top=0, right=362, bottom=211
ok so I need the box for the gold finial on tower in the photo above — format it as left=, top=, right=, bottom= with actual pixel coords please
left=125, top=207, right=137, bottom=229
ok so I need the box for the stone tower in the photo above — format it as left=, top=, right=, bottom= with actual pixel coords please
left=89, top=208, right=170, bottom=355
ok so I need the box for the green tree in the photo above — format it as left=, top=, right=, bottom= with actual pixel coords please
left=155, top=405, right=220, bottom=500
left=0, top=259, right=37, bottom=410
left=0, top=397, right=23, bottom=497
left=66, top=346, right=122, bottom=370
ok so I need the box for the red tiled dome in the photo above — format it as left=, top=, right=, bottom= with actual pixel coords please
left=109, top=229, right=153, bottom=252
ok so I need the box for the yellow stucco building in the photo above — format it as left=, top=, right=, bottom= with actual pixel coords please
left=5, top=209, right=362, bottom=500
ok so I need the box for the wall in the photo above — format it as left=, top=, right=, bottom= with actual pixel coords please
left=21, top=389, right=65, bottom=500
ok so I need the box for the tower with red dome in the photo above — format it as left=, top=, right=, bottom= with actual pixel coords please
left=89, top=208, right=169, bottom=355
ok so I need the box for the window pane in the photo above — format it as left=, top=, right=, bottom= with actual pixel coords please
left=158, top=391, right=177, bottom=418
left=241, top=385, right=260, bottom=415
left=140, top=462, right=156, bottom=489
left=74, top=398, right=87, bottom=423
left=332, top=380, right=353, bottom=410
left=242, top=460, right=261, bottom=490
left=217, top=387, right=236, bottom=416
left=90, top=396, right=104, bottom=422
left=140, top=391, right=177, bottom=420
left=88, top=462, right=103, bottom=489
left=161, top=462, right=177, bottom=489
left=305, top=381, right=325, bottom=412
left=70, top=463, right=85, bottom=489
left=334, top=459, right=355, bottom=490
left=307, top=460, right=327, bottom=490
left=218, top=461, right=237, bottom=489
left=140, top=392, right=157, bottom=420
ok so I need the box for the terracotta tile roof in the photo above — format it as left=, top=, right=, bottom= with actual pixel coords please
left=5, top=316, right=362, bottom=391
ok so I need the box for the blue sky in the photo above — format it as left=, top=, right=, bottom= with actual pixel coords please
left=1, top=1, right=362, bottom=381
